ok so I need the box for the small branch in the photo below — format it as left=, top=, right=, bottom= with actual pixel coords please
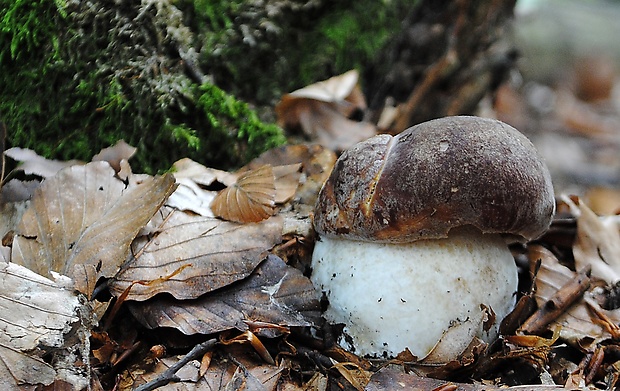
left=134, top=339, right=217, bottom=391
left=518, top=266, right=591, bottom=335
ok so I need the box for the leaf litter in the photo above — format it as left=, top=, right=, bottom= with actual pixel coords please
left=108, top=207, right=284, bottom=301
left=4, top=69, right=620, bottom=391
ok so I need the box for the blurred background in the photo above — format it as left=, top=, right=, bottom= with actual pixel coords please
left=497, top=0, right=620, bottom=213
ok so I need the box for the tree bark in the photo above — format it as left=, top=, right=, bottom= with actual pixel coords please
left=365, top=0, right=517, bottom=133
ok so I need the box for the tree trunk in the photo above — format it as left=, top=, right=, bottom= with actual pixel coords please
left=365, top=0, right=517, bottom=133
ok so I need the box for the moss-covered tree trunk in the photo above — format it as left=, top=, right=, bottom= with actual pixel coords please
left=1, top=0, right=515, bottom=173
left=365, top=0, right=517, bottom=132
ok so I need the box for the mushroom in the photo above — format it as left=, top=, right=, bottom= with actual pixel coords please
left=311, top=116, right=555, bottom=362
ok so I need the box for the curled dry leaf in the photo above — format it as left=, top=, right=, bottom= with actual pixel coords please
left=167, top=158, right=238, bottom=218
left=10, top=162, right=176, bottom=297
left=526, top=244, right=619, bottom=348
left=0, top=262, right=91, bottom=389
left=166, top=177, right=217, bottom=217
left=91, top=140, right=137, bottom=173
left=4, top=147, right=82, bottom=178
left=563, top=195, right=620, bottom=284
left=127, top=254, right=320, bottom=335
left=275, top=70, right=376, bottom=151
left=278, top=69, right=364, bottom=109
left=171, top=157, right=237, bottom=187
left=244, top=144, right=337, bottom=206
left=108, top=206, right=284, bottom=301
left=211, top=165, right=277, bottom=223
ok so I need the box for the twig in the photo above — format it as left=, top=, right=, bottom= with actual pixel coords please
left=518, top=266, right=591, bottom=335
left=134, top=339, right=217, bottom=391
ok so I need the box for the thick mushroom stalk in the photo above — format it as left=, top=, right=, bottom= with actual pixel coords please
left=311, top=116, right=554, bottom=362
left=312, top=227, right=516, bottom=361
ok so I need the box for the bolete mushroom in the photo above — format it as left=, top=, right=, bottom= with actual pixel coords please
left=311, top=116, right=555, bottom=362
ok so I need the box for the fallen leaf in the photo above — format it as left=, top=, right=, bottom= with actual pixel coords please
left=278, top=69, right=364, bottom=109
left=291, top=101, right=377, bottom=151
left=166, top=177, right=217, bottom=217
left=331, top=362, right=372, bottom=391
left=243, top=144, right=337, bottom=206
left=127, top=254, right=320, bottom=334
left=211, top=165, right=277, bottom=223
left=172, top=157, right=237, bottom=188
left=11, top=162, right=176, bottom=296
left=272, top=164, right=302, bottom=204
left=91, top=140, right=137, bottom=173
left=563, top=195, right=620, bottom=284
left=108, top=207, right=284, bottom=300
left=275, top=70, right=376, bottom=151
left=366, top=365, right=568, bottom=391
left=0, top=262, right=91, bottom=389
left=5, top=147, right=82, bottom=178
left=527, top=244, right=613, bottom=347
left=124, top=344, right=284, bottom=391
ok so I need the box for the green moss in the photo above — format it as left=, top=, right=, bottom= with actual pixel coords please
left=1, top=0, right=408, bottom=173
left=197, top=83, right=286, bottom=163
left=1, top=0, right=286, bottom=173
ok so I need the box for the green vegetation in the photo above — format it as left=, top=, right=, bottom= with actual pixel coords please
left=1, top=0, right=286, bottom=173
left=1, top=0, right=409, bottom=173
left=193, top=0, right=409, bottom=104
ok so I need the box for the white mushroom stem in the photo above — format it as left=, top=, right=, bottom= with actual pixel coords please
left=311, top=227, right=518, bottom=362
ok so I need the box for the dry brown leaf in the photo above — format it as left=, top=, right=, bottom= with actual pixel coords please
left=291, top=100, right=377, bottom=152
left=91, top=140, right=137, bottom=173
left=243, top=144, right=337, bottom=206
left=127, top=254, right=320, bottom=335
left=279, top=69, right=363, bottom=108
left=563, top=195, right=620, bottom=284
left=5, top=147, right=82, bottom=178
left=125, top=345, right=284, bottom=391
left=108, top=206, right=283, bottom=300
left=171, top=157, right=237, bottom=187
left=0, top=262, right=91, bottom=389
left=527, top=244, right=613, bottom=347
left=10, top=162, right=176, bottom=296
left=331, top=362, right=372, bottom=391
left=275, top=70, right=376, bottom=151
left=366, top=365, right=569, bottom=391
left=211, top=165, right=277, bottom=223
left=302, top=373, right=328, bottom=391
left=271, top=164, right=302, bottom=204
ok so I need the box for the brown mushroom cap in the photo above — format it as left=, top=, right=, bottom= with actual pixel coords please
left=314, top=116, right=555, bottom=243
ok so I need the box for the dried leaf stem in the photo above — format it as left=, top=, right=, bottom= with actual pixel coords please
left=518, top=266, right=592, bottom=335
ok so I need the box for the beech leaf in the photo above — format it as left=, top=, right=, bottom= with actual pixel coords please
left=171, top=157, right=237, bottom=187
left=243, top=144, right=337, bottom=206
left=275, top=70, right=377, bottom=151
left=5, top=147, right=82, bottom=178
left=278, top=69, right=363, bottom=107
left=563, top=195, right=620, bottom=283
left=108, top=207, right=284, bottom=300
left=11, top=162, right=176, bottom=296
left=211, top=165, right=277, bottom=223
left=127, top=254, right=320, bottom=335
left=0, top=262, right=91, bottom=388
left=91, top=139, right=137, bottom=173
left=527, top=244, right=615, bottom=347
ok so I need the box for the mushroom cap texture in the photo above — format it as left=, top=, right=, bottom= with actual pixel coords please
left=314, top=116, right=555, bottom=243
